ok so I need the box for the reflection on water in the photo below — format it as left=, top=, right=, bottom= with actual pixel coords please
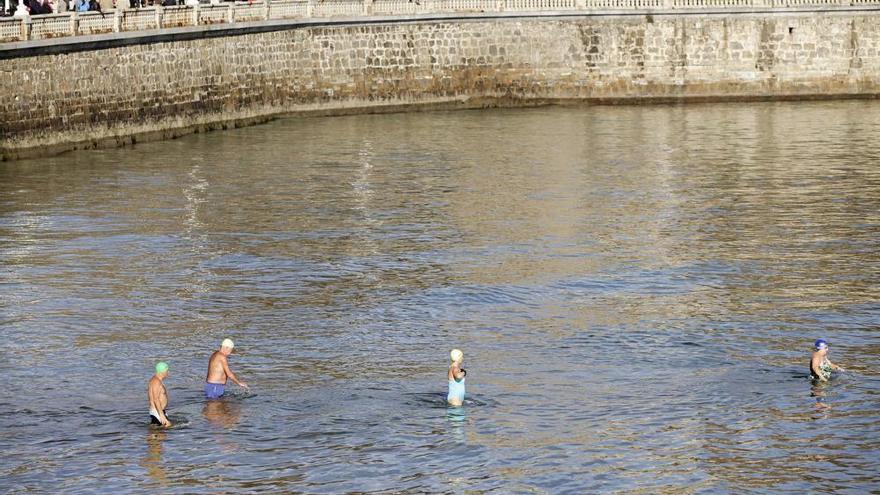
left=445, top=407, right=468, bottom=444
left=203, top=400, right=242, bottom=429
left=142, top=429, right=168, bottom=486
left=203, top=400, right=242, bottom=454
left=811, top=380, right=832, bottom=412
left=1, top=101, right=879, bottom=494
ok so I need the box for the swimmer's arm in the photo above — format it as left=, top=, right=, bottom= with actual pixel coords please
left=221, top=358, right=248, bottom=388
left=452, top=365, right=466, bottom=381
left=157, top=409, right=171, bottom=427
left=827, top=359, right=845, bottom=372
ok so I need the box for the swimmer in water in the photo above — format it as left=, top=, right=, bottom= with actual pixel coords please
left=148, top=362, right=171, bottom=427
left=205, top=338, right=248, bottom=399
left=810, top=339, right=845, bottom=382
left=447, top=349, right=466, bottom=407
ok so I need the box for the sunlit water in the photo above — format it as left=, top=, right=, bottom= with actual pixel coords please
left=1, top=101, right=879, bottom=494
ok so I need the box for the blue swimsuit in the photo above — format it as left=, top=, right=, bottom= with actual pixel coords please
left=447, top=377, right=465, bottom=404
left=205, top=382, right=225, bottom=399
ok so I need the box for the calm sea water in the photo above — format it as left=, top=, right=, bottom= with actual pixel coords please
left=1, top=102, right=879, bottom=494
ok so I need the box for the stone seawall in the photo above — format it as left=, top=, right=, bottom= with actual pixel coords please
left=2, top=11, right=880, bottom=160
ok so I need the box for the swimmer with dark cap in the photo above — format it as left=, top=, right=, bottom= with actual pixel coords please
left=810, top=339, right=845, bottom=382
left=148, top=362, right=171, bottom=427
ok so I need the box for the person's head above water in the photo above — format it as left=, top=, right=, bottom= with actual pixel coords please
left=220, top=338, right=235, bottom=355
left=815, top=339, right=829, bottom=352
left=155, top=361, right=169, bottom=376
left=450, top=349, right=463, bottom=363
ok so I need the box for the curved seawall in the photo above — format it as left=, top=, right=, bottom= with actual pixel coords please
left=2, top=9, right=880, bottom=160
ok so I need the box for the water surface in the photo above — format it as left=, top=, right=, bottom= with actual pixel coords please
left=1, top=101, right=879, bottom=494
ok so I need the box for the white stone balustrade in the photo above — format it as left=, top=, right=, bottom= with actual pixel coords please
left=1, top=0, right=878, bottom=43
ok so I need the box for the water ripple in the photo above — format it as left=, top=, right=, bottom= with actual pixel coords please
left=1, top=101, right=879, bottom=493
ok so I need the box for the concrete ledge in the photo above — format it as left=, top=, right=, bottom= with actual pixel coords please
left=2, top=6, right=879, bottom=59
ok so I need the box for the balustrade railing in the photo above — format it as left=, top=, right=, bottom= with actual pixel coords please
left=1, top=0, right=878, bottom=44
left=120, top=7, right=156, bottom=30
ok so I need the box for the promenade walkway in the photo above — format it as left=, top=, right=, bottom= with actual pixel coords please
left=2, top=0, right=880, bottom=44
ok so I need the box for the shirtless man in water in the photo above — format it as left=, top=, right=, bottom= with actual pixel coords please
left=148, top=362, right=171, bottom=427
left=205, top=339, right=248, bottom=399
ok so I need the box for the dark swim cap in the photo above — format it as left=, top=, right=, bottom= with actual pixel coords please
left=814, top=339, right=829, bottom=350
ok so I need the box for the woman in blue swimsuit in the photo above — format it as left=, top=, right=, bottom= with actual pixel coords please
left=447, top=349, right=466, bottom=406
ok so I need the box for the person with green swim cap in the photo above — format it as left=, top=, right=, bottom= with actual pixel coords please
left=148, top=362, right=171, bottom=427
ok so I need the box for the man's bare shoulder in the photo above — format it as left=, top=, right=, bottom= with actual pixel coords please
left=208, top=351, right=228, bottom=365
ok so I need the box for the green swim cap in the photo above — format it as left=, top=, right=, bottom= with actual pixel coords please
left=156, top=362, right=169, bottom=374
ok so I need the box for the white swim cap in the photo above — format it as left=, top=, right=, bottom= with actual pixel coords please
left=221, top=338, right=235, bottom=349
left=450, top=349, right=463, bottom=361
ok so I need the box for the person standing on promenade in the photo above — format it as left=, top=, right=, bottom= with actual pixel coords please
left=447, top=349, right=466, bottom=407
left=810, top=339, right=845, bottom=382
left=148, top=362, right=172, bottom=427
left=205, top=338, right=248, bottom=399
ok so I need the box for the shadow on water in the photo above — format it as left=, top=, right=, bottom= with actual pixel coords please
left=403, top=392, right=498, bottom=408
left=150, top=390, right=255, bottom=429
left=217, top=389, right=256, bottom=401
left=155, top=414, right=192, bottom=429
